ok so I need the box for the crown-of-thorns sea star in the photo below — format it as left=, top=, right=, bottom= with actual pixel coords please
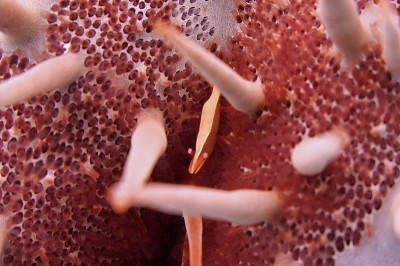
left=0, top=0, right=400, bottom=265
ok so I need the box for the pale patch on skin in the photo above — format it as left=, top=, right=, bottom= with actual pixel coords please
left=170, top=0, right=239, bottom=48
left=392, top=193, right=400, bottom=239
left=336, top=180, right=400, bottom=266
left=0, top=0, right=52, bottom=58
left=370, top=123, right=387, bottom=138
left=273, top=253, right=302, bottom=266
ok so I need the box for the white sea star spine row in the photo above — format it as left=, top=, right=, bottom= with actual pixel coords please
left=128, top=183, right=282, bottom=225
left=291, top=128, right=349, bottom=176
left=379, top=1, right=400, bottom=82
left=0, top=0, right=40, bottom=41
left=0, top=53, right=84, bottom=108
left=155, top=23, right=265, bottom=115
left=317, top=0, right=369, bottom=60
left=110, top=109, right=167, bottom=214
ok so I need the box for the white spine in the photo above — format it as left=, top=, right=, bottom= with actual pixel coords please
left=0, top=53, right=84, bottom=108
left=110, top=109, right=167, bottom=213
left=130, top=183, right=282, bottom=225
left=318, top=0, right=369, bottom=59
left=291, top=129, right=349, bottom=176
left=156, top=24, right=265, bottom=114
left=379, top=2, right=400, bottom=82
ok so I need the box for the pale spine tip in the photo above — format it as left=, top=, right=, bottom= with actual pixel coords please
left=317, top=0, right=370, bottom=60
left=110, top=109, right=167, bottom=214
left=154, top=22, right=265, bottom=115
left=0, top=53, right=84, bottom=108
left=128, top=183, right=283, bottom=225
left=291, top=128, right=349, bottom=176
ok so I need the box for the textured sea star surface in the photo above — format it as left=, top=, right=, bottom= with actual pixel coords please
left=0, top=0, right=400, bottom=265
